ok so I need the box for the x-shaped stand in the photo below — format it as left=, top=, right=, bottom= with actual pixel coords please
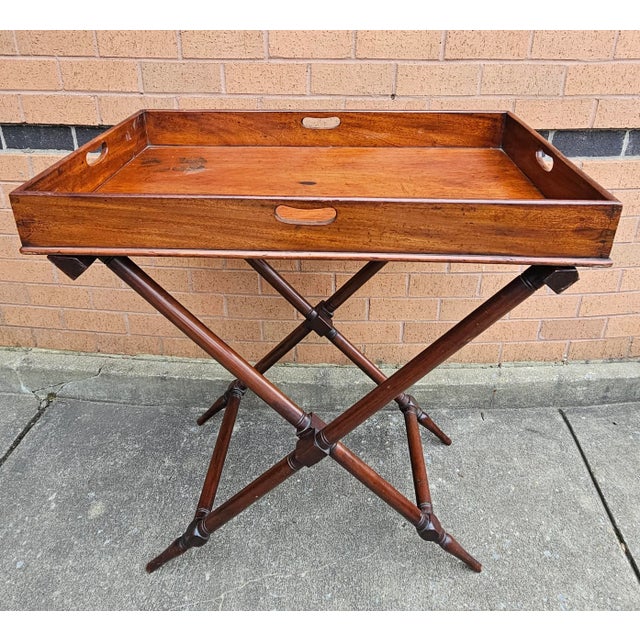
left=49, top=255, right=579, bottom=574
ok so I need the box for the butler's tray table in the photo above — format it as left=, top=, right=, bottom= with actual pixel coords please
left=9, top=110, right=621, bottom=573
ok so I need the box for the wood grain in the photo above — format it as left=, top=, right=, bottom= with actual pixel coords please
left=96, top=146, right=544, bottom=200
left=144, top=110, right=506, bottom=148
left=9, top=110, right=622, bottom=263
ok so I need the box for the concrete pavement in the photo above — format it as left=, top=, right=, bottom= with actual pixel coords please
left=0, top=347, right=639, bottom=610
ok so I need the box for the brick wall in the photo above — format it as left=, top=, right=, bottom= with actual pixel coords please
left=0, top=30, right=639, bottom=364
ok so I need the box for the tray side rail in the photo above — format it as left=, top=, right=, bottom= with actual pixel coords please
left=10, top=110, right=149, bottom=195
left=143, top=110, right=506, bottom=148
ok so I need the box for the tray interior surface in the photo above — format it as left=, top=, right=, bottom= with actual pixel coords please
left=94, top=145, right=545, bottom=200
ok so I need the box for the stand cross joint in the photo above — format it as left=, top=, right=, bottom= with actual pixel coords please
left=304, top=302, right=337, bottom=339
left=289, top=414, right=334, bottom=469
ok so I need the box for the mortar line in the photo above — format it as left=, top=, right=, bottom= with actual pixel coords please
left=558, top=408, right=640, bottom=584
left=0, top=394, right=55, bottom=468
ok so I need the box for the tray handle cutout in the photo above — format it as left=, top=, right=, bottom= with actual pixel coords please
left=301, top=116, right=341, bottom=130
left=85, top=141, right=108, bottom=166
left=535, top=149, right=554, bottom=172
left=275, top=205, right=337, bottom=226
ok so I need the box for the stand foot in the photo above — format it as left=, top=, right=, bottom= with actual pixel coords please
left=417, top=511, right=481, bottom=573
left=146, top=517, right=210, bottom=574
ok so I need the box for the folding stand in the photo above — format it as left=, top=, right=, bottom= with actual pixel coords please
left=50, top=254, right=579, bottom=574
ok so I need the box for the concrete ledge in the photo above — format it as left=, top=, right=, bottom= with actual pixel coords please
left=1, top=347, right=638, bottom=410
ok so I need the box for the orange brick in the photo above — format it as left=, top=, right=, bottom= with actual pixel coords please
left=449, top=342, right=501, bottom=364
left=429, top=97, right=514, bottom=110
left=0, top=282, right=30, bottom=304
left=177, top=96, right=259, bottom=110
left=261, top=272, right=333, bottom=297
left=261, top=97, right=346, bottom=110
left=396, top=63, right=480, bottom=96
left=369, top=297, right=438, bottom=321
left=0, top=234, right=20, bottom=256
left=611, top=190, right=640, bottom=214
left=296, top=343, right=353, bottom=365
left=14, top=30, right=96, bottom=56
left=33, top=328, right=98, bottom=353
left=27, top=284, right=90, bottom=308
left=387, top=261, right=447, bottom=273
left=97, top=95, right=175, bottom=125
left=409, top=273, right=479, bottom=297
left=581, top=159, right=640, bottom=190
left=438, top=298, right=479, bottom=321
left=28, top=153, right=66, bottom=176
left=226, top=296, right=295, bottom=320
left=513, top=98, right=595, bottom=129
left=21, top=94, right=98, bottom=125
left=225, top=62, right=306, bottom=94
left=311, top=63, right=393, bottom=95
left=95, top=333, right=161, bottom=356
left=403, top=321, right=452, bottom=344
left=540, top=318, right=605, bottom=340
left=160, top=292, right=221, bottom=318
left=594, top=98, right=640, bottom=128
left=620, top=268, right=640, bottom=291
left=162, top=336, right=208, bottom=359
left=60, top=59, right=139, bottom=92
left=611, top=243, right=640, bottom=268
left=141, top=61, right=221, bottom=93
left=144, top=267, right=190, bottom=292
left=568, top=336, right=630, bottom=360
left=335, top=272, right=407, bottom=297
left=3, top=304, right=62, bottom=328
left=614, top=217, right=639, bottom=242
left=475, top=319, right=539, bottom=343
left=565, top=63, right=640, bottom=95
left=605, top=314, right=640, bottom=337
left=0, top=325, right=34, bottom=347
left=342, top=321, right=402, bottom=344
left=66, top=263, right=121, bottom=288
left=568, top=268, right=621, bottom=295
left=0, top=58, right=61, bottom=90
left=356, top=31, right=442, bottom=59
left=269, top=31, right=352, bottom=59
left=206, top=318, right=263, bottom=342
left=262, top=319, right=302, bottom=342
left=579, top=292, right=640, bottom=316
left=0, top=154, right=30, bottom=181
left=63, top=308, right=127, bottom=334
left=96, top=30, right=178, bottom=58
left=481, top=64, right=565, bottom=95
left=192, top=270, right=259, bottom=294
left=530, top=31, right=615, bottom=60
left=445, top=30, right=530, bottom=59
left=181, top=31, right=264, bottom=59
left=0, top=31, right=16, bottom=54
left=301, top=259, right=363, bottom=272
left=0, top=94, right=22, bottom=122
left=363, top=343, right=423, bottom=366
left=345, top=97, right=427, bottom=109
left=501, top=341, right=568, bottom=362
left=615, top=31, right=640, bottom=59
left=226, top=341, right=287, bottom=364
left=89, top=288, right=154, bottom=313
left=479, top=272, right=521, bottom=297
left=331, top=297, right=367, bottom=321
left=128, top=313, right=182, bottom=337
left=0, top=210, right=21, bottom=234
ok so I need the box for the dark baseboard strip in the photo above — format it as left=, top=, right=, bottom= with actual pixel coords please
left=0, top=123, right=639, bottom=158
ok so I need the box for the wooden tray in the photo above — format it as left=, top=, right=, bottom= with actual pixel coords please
left=10, top=110, right=621, bottom=266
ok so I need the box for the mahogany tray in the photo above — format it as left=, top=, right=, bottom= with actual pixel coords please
left=10, top=110, right=621, bottom=266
